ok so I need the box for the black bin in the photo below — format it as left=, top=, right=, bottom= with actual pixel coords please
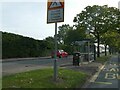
left=73, top=52, right=80, bottom=66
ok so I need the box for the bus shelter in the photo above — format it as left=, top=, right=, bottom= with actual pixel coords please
left=75, top=39, right=96, bottom=62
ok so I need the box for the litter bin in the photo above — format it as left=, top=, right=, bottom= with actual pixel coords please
left=73, top=52, right=80, bottom=66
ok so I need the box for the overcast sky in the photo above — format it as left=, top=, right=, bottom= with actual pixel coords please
left=0, top=0, right=120, bottom=40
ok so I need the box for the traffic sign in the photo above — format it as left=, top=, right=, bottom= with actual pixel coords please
left=49, top=2, right=62, bottom=8
left=47, top=0, right=64, bottom=23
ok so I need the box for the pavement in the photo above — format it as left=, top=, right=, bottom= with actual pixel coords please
left=2, top=56, right=52, bottom=62
left=60, top=60, right=103, bottom=88
left=60, top=61, right=102, bottom=76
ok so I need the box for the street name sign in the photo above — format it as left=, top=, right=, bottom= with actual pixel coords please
left=47, top=0, right=64, bottom=23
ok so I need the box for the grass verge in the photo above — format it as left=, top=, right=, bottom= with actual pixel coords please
left=96, top=55, right=111, bottom=64
left=2, top=68, right=88, bottom=88
left=0, top=78, right=2, bottom=89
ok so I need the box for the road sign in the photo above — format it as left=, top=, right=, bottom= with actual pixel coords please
left=47, top=0, right=64, bottom=23
left=49, top=2, right=62, bottom=8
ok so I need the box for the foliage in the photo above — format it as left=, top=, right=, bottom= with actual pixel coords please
left=44, top=36, right=54, bottom=50
left=96, top=55, right=111, bottom=64
left=2, top=32, right=54, bottom=58
left=2, top=68, right=88, bottom=88
left=73, top=5, right=120, bottom=57
left=57, top=24, right=73, bottom=44
left=57, top=23, right=87, bottom=54
left=65, top=26, right=86, bottom=45
left=101, top=31, right=120, bottom=53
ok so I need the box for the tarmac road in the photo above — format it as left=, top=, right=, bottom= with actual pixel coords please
left=2, top=56, right=72, bottom=76
left=86, top=55, right=120, bottom=89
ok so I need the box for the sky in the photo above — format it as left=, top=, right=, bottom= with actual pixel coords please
left=0, top=0, right=120, bottom=40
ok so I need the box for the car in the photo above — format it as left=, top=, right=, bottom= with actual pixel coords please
left=51, top=50, right=68, bottom=58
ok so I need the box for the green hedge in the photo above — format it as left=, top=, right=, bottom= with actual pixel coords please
left=2, top=32, right=53, bottom=59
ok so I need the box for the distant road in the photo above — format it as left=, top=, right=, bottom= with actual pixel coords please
left=2, top=56, right=72, bottom=76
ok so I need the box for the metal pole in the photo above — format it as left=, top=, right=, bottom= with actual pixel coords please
left=54, top=22, right=58, bottom=81
left=88, top=41, right=90, bottom=62
left=94, top=45, right=96, bottom=61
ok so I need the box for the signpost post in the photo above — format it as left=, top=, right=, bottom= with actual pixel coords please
left=47, top=0, right=64, bottom=81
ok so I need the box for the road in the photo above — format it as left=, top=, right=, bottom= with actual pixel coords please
left=2, top=56, right=72, bottom=76
left=86, top=55, right=120, bottom=89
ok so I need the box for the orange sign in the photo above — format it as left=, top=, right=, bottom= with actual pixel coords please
left=47, top=0, right=64, bottom=23
left=48, top=0, right=64, bottom=10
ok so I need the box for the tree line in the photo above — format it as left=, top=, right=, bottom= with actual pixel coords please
left=2, top=32, right=54, bottom=59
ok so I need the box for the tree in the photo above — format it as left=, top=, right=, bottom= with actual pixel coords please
left=101, top=31, right=120, bottom=55
left=57, top=24, right=72, bottom=44
left=65, top=25, right=86, bottom=45
left=44, top=36, right=54, bottom=50
left=73, top=5, right=120, bottom=57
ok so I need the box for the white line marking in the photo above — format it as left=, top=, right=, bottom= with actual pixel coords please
left=90, top=62, right=107, bottom=82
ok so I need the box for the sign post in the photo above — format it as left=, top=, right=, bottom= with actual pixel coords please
left=47, top=0, right=64, bottom=81
left=54, top=22, right=57, bottom=81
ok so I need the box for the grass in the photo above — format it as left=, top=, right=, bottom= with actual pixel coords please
left=2, top=68, right=88, bottom=88
left=0, top=78, right=2, bottom=89
left=96, top=55, right=111, bottom=64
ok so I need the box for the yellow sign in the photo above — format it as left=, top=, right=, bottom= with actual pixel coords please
left=47, top=0, right=64, bottom=23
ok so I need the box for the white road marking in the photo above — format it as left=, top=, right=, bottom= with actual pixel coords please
left=89, top=63, right=106, bottom=82
left=105, top=73, right=116, bottom=79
